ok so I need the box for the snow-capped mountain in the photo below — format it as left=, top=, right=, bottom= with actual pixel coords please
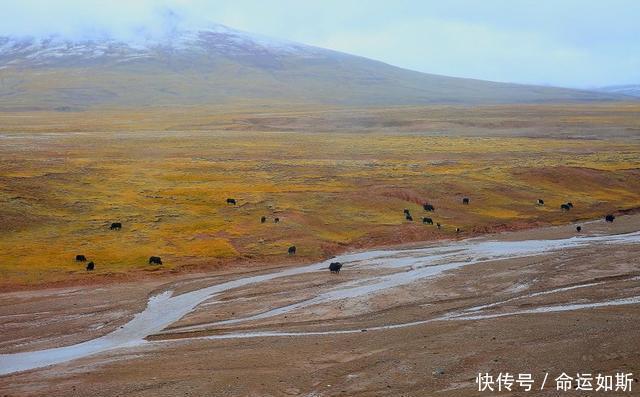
left=0, top=25, right=631, bottom=110
left=0, top=25, right=327, bottom=68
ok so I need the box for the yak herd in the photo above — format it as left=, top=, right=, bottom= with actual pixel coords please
left=402, top=197, right=616, bottom=238
left=77, top=196, right=618, bottom=274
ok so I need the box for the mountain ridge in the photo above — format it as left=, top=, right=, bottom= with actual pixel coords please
left=0, top=25, right=633, bottom=110
left=596, top=84, right=640, bottom=98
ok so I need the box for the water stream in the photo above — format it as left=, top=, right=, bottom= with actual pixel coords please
left=1, top=231, right=639, bottom=376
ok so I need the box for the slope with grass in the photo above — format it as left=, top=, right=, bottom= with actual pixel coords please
left=1, top=105, right=639, bottom=288
left=0, top=25, right=631, bottom=110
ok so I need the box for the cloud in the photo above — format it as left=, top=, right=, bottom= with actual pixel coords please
left=0, top=0, right=212, bottom=39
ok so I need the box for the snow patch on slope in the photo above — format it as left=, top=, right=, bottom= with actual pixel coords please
left=0, top=24, right=326, bottom=68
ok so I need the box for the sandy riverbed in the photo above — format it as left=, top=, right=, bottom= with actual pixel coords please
left=1, top=215, right=639, bottom=396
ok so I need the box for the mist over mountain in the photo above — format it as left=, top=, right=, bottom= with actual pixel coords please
left=0, top=24, right=632, bottom=110
left=596, top=85, right=640, bottom=98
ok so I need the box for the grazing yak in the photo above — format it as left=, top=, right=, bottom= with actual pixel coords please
left=462, top=198, right=470, bottom=205
left=456, top=227, right=461, bottom=233
left=576, top=226, right=582, bottom=232
left=110, top=222, right=122, bottom=230
left=261, top=216, right=266, bottom=223
left=329, top=262, right=342, bottom=274
left=537, top=199, right=545, bottom=206
left=560, top=204, right=571, bottom=211
left=86, top=261, right=95, bottom=271
left=605, top=214, right=615, bottom=223
left=226, top=198, right=237, bottom=205
left=75, top=254, right=87, bottom=262
left=436, top=223, right=442, bottom=229
left=149, top=256, right=163, bottom=265
left=423, top=203, right=435, bottom=212
left=288, top=246, right=296, bottom=255
left=422, top=217, right=433, bottom=225
left=274, top=217, right=280, bottom=223
left=405, top=213, right=413, bottom=221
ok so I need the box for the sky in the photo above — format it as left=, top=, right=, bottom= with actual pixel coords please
left=0, top=0, right=638, bottom=88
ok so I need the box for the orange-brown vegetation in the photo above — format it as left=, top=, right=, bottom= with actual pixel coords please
left=1, top=104, right=639, bottom=288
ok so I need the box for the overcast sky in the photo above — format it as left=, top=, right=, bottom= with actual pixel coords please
left=1, top=0, right=638, bottom=88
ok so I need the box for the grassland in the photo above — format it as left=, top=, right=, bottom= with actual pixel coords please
left=1, top=104, right=639, bottom=288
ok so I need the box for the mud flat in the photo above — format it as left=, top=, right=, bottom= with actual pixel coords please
left=1, top=215, right=639, bottom=396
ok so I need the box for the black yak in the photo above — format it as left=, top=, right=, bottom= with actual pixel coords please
left=329, top=262, right=342, bottom=273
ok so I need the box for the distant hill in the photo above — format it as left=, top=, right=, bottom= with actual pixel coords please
left=0, top=24, right=632, bottom=110
left=596, top=84, right=640, bottom=98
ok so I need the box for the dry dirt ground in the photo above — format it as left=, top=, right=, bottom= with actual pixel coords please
left=1, top=215, right=639, bottom=396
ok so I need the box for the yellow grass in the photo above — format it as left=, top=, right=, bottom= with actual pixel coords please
left=1, top=105, right=639, bottom=287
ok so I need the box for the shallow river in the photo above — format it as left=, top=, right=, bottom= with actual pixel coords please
left=1, top=231, right=639, bottom=376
